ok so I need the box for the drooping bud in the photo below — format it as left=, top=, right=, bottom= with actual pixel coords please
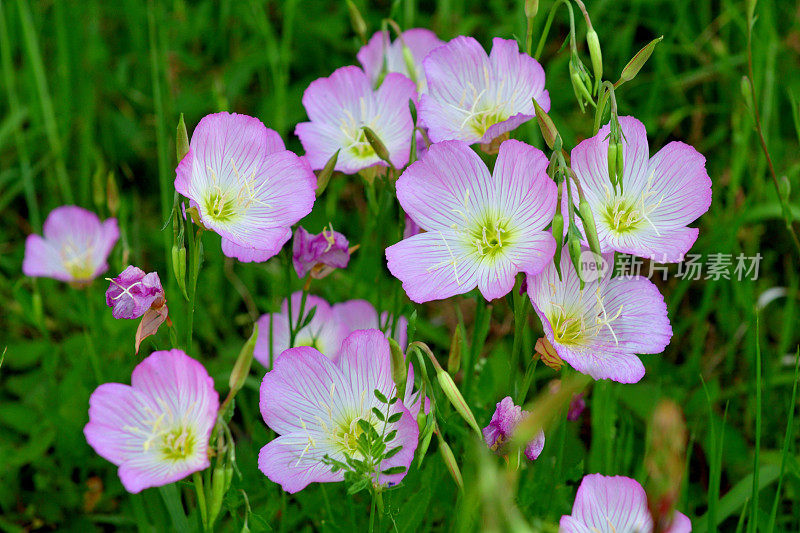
left=615, top=140, right=625, bottom=190
left=402, top=44, right=417, bottom=85
left=229, top=324, right=258, bottom=397
left=176, top=113, right=190, bottom=162
left=345, top=0, right=367, bottom=44
left=586, top=29, right=603, bottom=92
left=415, top=410, right=435, bottom=468
left=569, top=58, right=593, bottom=113
left=551, top=209, right=564, bottom=279
left=362, top=126, right=392, bottom=164
left=607, top=141, right=619, bottom=188
left=531, top=98, right=558, bottom=149
left=437, top=433, right=464, bottom=489
left=389, top=338, right=407, bottom=400
left=578, top=199, right=602, bottom=259
left=316, top=149, right=339, bottom=197
left=438, top=370, right=482, bottom=436
left=619, top=36, right=663, bottom=84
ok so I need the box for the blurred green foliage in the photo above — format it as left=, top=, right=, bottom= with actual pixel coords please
left=1, top=0, right=800, bottom=531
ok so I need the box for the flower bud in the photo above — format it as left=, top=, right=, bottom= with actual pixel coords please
left=615, top=141, right=625, bottom=190
left=586, top=29, right=603, bottom=91
left=106, top=172, right=119, bottom=217
left=531, top=98, right=558, bottom=149
left=551, top=211, right=564, bottom=278
left=316, top=149, right=339, bottom=197
left=645, top=400, right=687, bottom=533
left=208, top=459, right=227, bottom=527
left=524, top=0, right=539, bottom=18
left=345, top=0, right=367, bottom=43
left=415, top=410, right=435, bottom=468
left=437, top=369, right=482, bottom=436
left=362, top=126, right=392, bottom=164
left=569, top=59, right=592, bottom=113
left=171, top=244, right=188, bottom=299
left=741, top=76, right=755, bottom=118
left=92, top=165, right=105, bottom=210
left=176, top=113, right=190, bottom=162
left=389, top=338, right=407, bottom=400
left=408, top=98, right=418, bottom=125
left=447, top=327, right=462, bottom=375
left=578, top=199, right=602, bottom=258
left=607, top=141, right=619, bottom=188
left=567, top=230, right=583, bottom=288
left=402, top=44, right=417, bottom=84
left=620, top=36, right=663, bottom=84
left=229, top=324, right=258, bottom=396
left=437, top=433, right=463, bottom=489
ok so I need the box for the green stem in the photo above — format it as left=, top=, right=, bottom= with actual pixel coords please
left=368, top=491, right=376, bottom=533
left=186, top=228, right=203, bottom=352
left=193, top=472, right=208, bottom=532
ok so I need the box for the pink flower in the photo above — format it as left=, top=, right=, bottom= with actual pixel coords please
left=419, top=37, right=549, bottom=145
left=175, top=112, right=316, bottom=262
left=258, top=329, right=419, bottom=493
left=386, top=140, right=556, bottom=303
left=569, top=116, right=712, bottom=262
left=357, top=28, right=444, bottom=93
left=23, top=206, right=119, bottom=283
left=292, top=225, right=351, bottom=278
left=105, top=266, right=165, bottom=320
left=560, top=474, right=691, bottom=533
left=295, top=66, right=417, bottom=174
left=83, top=350, right=219, bottom=493
left=483, top=396, right=545, bottom=461
left=253, top=292, right=408, bottom=368
left=526, top=251, right=672, bottom=384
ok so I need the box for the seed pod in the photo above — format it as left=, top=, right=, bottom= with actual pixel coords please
left=586, top=29, right=603, bottom=91
left=578, top=199, right=602, bottom=258
left=316, top=149, right=339, bottom=197
left=176, top=113, right=190, bottom=162
left=437, top=433, right=464, bottom=489
left=620, top=36, right=663, bottom=84
left=389, top=338, right=407, bottom=399
left=362, top=126, right=392, bottom=164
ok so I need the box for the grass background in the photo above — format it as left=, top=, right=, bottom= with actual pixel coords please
left=1, top=0, right=800, bottom=531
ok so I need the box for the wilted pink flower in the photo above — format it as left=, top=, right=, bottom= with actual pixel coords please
left=560, top=474, right=691, bottom=533
left=527, top=251, right=672, bottom=384
left=419, top=37, right=549, bottom=145
left=258, top=329, right=419, bottom=493
left=23, top=206, right=119, bottom=283
left=386, top=140, right=556, bottom=303
left=105, top=266, right=165, bottom=320
left=253, top=292, right=408, bottom=367
left=83, top=349, right=219, bottom=493
left=175, top=112, right=316, bottom=263
left=570, top=116, right=712, bottom=262
left=483, top=396, right=545, bottom=461
left=567, top=394, right=586, bottom=421
left=295, top=66, right=416, bottom=174
left=292, top=225, right=351, bottom=278
left=357, top=28, right=444, bottom=93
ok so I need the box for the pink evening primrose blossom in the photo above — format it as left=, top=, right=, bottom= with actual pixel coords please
left=292, top=225, right=351, bottom=279
left=105, top=266, right=165, bottom=320
left=175, top=112, right=316, bottom=263
left=527, top=250, right=672, bottom=384
left=253, top=292, right=408, bottom=368
left=483, top=396, right=545, bottom=461
left=357, top=28, right=444, bottom=93
left=258, top=329, right=419, bottom=493
left=83, top=349, right=219, bottom=493
left=23, top=205, right=119, bottom=283
left=419, top=36, right=550, bottom=145
left=295, top=66, right=417, bottom=174
left=570, top=116, right=712, bottom=262
left=560, top=474, right=691, bottom=533
left=386, top=140, right=557, bottom=303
